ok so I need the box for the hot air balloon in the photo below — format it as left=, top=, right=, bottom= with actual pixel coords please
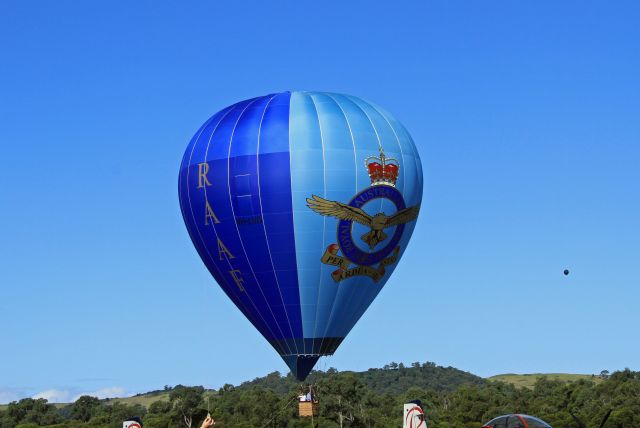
left=178, top=91, right=423, bottom=380
left=482, top=414, right=553, bottom=428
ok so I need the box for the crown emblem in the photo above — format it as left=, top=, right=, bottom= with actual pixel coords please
left=365, top=148, right=399, bottom=187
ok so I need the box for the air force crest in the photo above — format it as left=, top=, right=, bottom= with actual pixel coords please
left=307, top=148, right=420, bottom=283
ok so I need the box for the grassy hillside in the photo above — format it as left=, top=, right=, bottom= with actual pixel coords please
left=104, top=391, right=170, bottom=407
left=488, top=373, right=604, bottom=389
left=0, top=403, right=66, bottom=411
left=3, top=369, right=638, bottom=427
left=0, top=369, right=605, bottom=410
left=105, top=390, right=216, bottom=407
left=0, top=393, right=171, bottom=411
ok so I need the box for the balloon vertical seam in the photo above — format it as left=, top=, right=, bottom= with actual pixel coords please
left=184, top=104, right=284, bottom=345
left=317, top=94, right=382, bottom=342
left=306, top=92, right=329, bottom=358
left=222, top=97, right=295, bottom=355
left=255, top=93, right=301, bottom=355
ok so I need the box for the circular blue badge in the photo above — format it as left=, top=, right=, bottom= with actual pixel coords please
left=337, top=185, right=406, bottom=266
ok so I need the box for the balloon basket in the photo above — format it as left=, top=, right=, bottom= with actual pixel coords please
left=298, top=401, right=319, bottom=417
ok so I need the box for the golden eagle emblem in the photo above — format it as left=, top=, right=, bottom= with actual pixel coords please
left=306, top=195, right=420, bottom=249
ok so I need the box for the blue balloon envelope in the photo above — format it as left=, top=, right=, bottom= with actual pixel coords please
left=178, top=91, right=423, bottom=380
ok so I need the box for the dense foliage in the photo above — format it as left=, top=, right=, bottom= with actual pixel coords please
left=1, top=364, right=638, bottom=428
left=239, top=362, right=484, bottom=395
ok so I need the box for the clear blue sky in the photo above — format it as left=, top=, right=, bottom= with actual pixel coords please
left=1, top=1, right=639, bottom=403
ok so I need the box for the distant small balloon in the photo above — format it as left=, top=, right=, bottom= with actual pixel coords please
left=564, top=269, right=570, bottom=276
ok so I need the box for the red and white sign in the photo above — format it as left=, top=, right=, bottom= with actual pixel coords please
left=403, top=403, right=427, bottom=428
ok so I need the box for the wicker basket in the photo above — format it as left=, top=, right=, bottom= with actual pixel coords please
left=298, top=401, right=319, bottom=417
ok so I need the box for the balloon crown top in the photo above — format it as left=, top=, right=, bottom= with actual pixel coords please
left=365, top=147, right=399, bottom=187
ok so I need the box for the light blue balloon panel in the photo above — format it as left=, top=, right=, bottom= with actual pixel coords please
left=179, top=91, right=423, bottom=380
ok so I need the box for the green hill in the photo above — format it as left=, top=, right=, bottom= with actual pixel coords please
left=0, top=362, right=484, bottom=409
left=0, top=367, right=604, bottom=409
left=3, top=366, right=635, bottom=428
left=488, top=373, right=604, bottom=389
left=237, top=361, right=485, bottom=395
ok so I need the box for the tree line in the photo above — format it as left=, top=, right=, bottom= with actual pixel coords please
left=1, top=364, right=639, bottom=428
